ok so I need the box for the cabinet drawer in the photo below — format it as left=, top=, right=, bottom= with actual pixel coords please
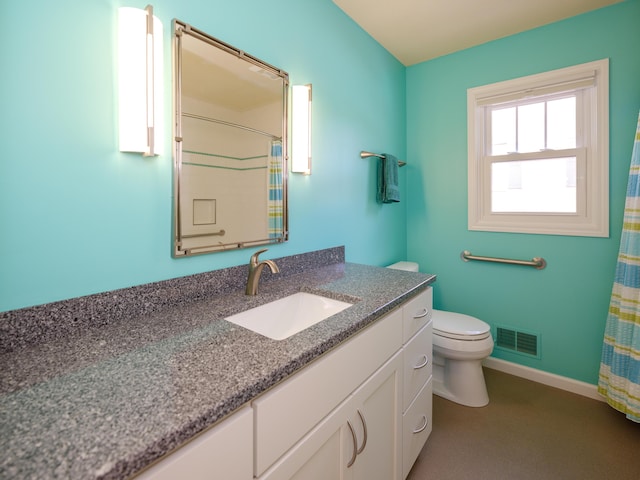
left=402, top=288, right=432, bottom=343
left=402, top=321, right=432, bottom=412
left=253, top=308, right=403, bottom=477
left=402, top=378, right=432, bottom=479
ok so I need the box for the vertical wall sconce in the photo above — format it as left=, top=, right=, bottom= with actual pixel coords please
left=291, top=84, right=312, bottom=174
left=118, top=5, right=163, bottom=156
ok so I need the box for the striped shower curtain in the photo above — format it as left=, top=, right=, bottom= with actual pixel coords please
left=598, top=110, right=640, bottom=422
left=268, top=141, right=283, bottom=238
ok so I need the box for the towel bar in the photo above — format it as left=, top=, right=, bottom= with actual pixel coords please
left=461, top=250, right=546, bottom=269
left=360, top=151, right=406, bottom=167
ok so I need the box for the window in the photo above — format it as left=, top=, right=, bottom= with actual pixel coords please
left=467, top=59, right=609, bottom=237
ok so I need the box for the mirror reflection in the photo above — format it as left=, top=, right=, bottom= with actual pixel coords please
left=173, top=21, right=289, bottom=256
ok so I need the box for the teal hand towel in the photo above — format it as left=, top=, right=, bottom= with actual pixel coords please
left=376, top=154, right=400, bottom=203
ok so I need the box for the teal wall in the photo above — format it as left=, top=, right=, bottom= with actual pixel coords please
left=406, top=0, right=640, bottom=384
left=0, top=0, right=407, bottom=311
left=2, top=0, right=638, bottom=387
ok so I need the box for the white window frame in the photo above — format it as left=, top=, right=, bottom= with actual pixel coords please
left=467, top=59, right=609, bottom=237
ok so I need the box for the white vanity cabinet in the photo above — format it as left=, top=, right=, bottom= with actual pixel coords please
left=256, top=351, right=403, bottom=480
left=134, top=405, right=253, bottom=480
left=133, top=286, right=433, bottom=480
left=400, top=289, right=433, bottom=478
left=253, top=308, right=404, bottom=479
left=253, top=287, right=434, bottom=480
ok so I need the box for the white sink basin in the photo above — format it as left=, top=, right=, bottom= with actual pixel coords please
left=225, top=292, right=352, bottom=340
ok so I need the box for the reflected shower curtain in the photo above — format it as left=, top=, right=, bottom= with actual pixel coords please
left=598, top=110, right=640, bottom=422
left=268, top=141, right=283, bottom=238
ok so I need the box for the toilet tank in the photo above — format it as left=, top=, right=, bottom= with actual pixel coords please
left=387, top=261, right=419, bottom=272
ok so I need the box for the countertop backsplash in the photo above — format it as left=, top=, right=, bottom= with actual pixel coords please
left=0, top=246, right=346, bottom=352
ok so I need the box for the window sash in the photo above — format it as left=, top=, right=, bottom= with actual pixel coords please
left=484, top=90, right=584, bottom=156
left=482, top=148, right=586, bottom=216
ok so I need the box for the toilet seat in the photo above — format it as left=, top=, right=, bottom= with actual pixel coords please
left=432, top=309, right=491, bottom=341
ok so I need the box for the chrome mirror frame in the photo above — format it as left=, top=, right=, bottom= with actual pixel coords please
left=172, top=20, right=289, bottom=256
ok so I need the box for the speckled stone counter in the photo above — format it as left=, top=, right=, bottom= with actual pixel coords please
left=0, top=247, right=435, bottom=479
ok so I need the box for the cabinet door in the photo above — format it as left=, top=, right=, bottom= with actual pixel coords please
left=258, top=396, right=353, bottom=480
left=135, top=406, right=252, bottom=480
left=349, top=351, right=402, bottom=480
left=259, top=352, right=402, bottom=480
left=288, top=424, right=352, bottom=480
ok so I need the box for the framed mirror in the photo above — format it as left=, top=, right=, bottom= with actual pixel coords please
left=172, top=20, right=289, bottom=256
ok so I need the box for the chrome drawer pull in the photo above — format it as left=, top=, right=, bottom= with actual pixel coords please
left=346, top=420, right=358, bottom=468
left=356, top=409, right=368, bottom=454
left=413, top=415, right=429, bottom=434
left=413, top=308, right=429, bottom=319
left=413, top=355, right=429, bottom=370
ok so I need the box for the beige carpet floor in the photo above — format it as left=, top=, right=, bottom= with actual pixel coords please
left=407, top=368, right=640, bottom=480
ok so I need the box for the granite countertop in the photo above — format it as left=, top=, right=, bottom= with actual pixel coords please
left=0, top=249, right=435, bottom=479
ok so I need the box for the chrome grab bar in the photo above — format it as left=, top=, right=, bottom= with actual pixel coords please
left=180, top=230, right=225, bottom=239
left=461, top=250, right=546, bottom=270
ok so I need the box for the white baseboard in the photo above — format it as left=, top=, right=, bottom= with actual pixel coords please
left=483, top=357, right=604, bottom=402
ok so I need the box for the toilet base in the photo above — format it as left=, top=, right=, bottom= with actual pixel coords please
left=432, top=354, right=489, bottom=407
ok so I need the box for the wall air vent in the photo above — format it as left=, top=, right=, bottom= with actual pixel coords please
left=496, top=326, right=539, bottom=358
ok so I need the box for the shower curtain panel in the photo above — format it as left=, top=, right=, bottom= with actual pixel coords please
left=598, top=110, right=640, bottom=422
left=268, top=141, right=283, bottom=238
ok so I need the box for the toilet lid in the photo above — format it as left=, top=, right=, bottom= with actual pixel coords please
left=432, top=309, right=491, bottom=340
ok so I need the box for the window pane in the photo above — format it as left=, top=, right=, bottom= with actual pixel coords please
left=517, top=102, right=545, bottom=152
left=491, top=157, right=577, bottom=213
left=491, top=107, right=515, bottom=155
left=547, top=97, right=576, bottom=149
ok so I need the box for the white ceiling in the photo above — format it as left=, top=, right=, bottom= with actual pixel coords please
left=332, top=0, right=623, bottom=66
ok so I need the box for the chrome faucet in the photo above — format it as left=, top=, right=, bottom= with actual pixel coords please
left=245, top=248, right=280, bottom=295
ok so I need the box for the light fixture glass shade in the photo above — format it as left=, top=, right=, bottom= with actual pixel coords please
left=291, top=84, right=312, bottom=174
left=118, top=6, right=164, bottom=156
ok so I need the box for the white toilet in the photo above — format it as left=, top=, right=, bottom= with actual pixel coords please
left=387, top=261, right=494, bottom=407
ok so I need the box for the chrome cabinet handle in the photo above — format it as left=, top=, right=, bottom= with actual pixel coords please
left=413, top=355, right=429, bottom=370
left=413, top=308, right=429, bottom=319
left=356, top=409, right=368, bottom=454
left=346, top=420, right=358, bottom=468
left=346, top=410, right=368, bottom=467
left=413, top=415, right=429, bottom=434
